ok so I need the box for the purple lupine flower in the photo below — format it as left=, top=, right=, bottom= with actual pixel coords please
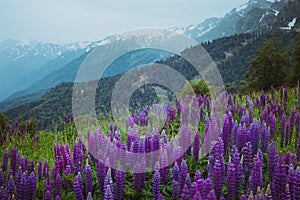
left=159, top=150, right=169, bottom=184
left=172, top=161, right=180, bottom=183
left=1, top=150, right=8, bottom=172
left=7, top=175, right=15, bottom=197
left=213, top=159, right=223, bottom=199
left=134, top=163, right=143, bottom=191
left=226, top=162, right=236, bottom=200
left=37, top=159, right=43, bottom=181
left=268, top=141, right=277, bottom=183
left=265, top=184, right=272, bottom=200
left=221, top=115, right=231, bottom=154
left=280, top=113, right=286, bottom=148
left=28, top=171, right=36, bottom=199
left=10, top=147, right=17, bottom=174
left=250, top=120, right=260, bottom=155
left=270, top=113, right=276, bottom=139
left=54, top=173, right=62, bottom=199
left=249, top=153, right=263, bottom=196
left=85, top=162, right=92, bottom=196
left=190, top=182, right=198, bottom=198
left=264, top=106, right=269, bottom=123
left=172, top=180, right=179, bottom=200
left=74, top=174, right=84, bottom=200
left=153, top=169, right=161, bottom=200
left=272, top=153, right=287, bottom=200
left=204, top=178, right=212, bottom=198
left=43, top=160, right=49, bottom=178
left=15, top=166, right=22, bottom=190
left=193, top=130, right=200, bottom=162
left=96, top=161, right=106, bottom=194
left=185, top=173, right=192, bottom=189
left=180, top=160, right=188, bottom=191
left=243, top=142, right=253, bottom=188
left=231, top=145, right=242, bottom=195
left=287, top=164, right=295, bottom=200
left=239, top=195, right=247, bottom=200
left=206, top=190, right=217, bottom=200
left=104, top=185, right=113, bottom=200
left=87, top=192, right=93, bottom=200
left=297, top=136, right=300, bottom=162
left=17, top=172, right=26, bottom=200
left=44, top=189, right=52, bottom=200
left=285, top=118, right=291, bottom=146
left=194, top=170, right=202, bottom=182
left=286, top=184, right=291, bottom=200
left=181, top=184, right=190, bottom=200
left=196, top=179, right=205, bottom=197
left=158, top=194, right=164, bottom=200
left=193, top=191, right=203, bottom=200
left=115, top=170, right=125, bottom=200
left=294, top=167, right=300, bottom=200
left=104, top=168, right=114, bottom=199
left=0, top=169, right=4, bottom=188
left=0, top=186, right=7, bottom=200
left=261, top=123, right=270, bottom=153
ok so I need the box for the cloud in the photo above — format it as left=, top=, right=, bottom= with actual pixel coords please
left=0, top=0, right=248, bottom=43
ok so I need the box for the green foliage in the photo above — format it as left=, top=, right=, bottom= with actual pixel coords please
left=287, top=32, right=300, bottom=85
left=244, top=37, right=291, bottom=90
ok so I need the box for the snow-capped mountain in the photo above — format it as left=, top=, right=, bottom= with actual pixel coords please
left=1, top=0, right=299, bottom=103
left=170, top=0, right=297, bottom=43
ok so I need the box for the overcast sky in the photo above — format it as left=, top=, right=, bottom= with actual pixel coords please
left=0, top=0, right=248, bottom=43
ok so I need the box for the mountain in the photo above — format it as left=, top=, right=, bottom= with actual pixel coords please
left=1, top=0, right=300, bottom=121
left=171, top=0, right=298, bottom=43
left=3, top=30, right=298, bottom=130
left=0, top=38, right=94, bottom=100
left=0, top=35, right=172, bottom=111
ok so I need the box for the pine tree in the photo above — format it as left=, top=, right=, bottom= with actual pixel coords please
left=244, top=37, right=291, bottom=90
left=288, top=33, right=300, bottom=85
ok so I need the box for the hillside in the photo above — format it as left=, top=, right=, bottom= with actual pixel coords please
left=3, top=30, right=298, bottom=130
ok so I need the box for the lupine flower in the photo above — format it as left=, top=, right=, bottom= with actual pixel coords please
left=7, top=175, right=15, bottom=197
left=280, top=113, right=286, bottom=148
left=153, top=169, right=160, bottom=200
left=172, top=180, right=179, bottom=200
left=1, top=150, right=8, bottom=172
left=268, top=141, right=277, bottom=183
left=44, top=189, right=52, bottom=200
left=226, top=162, right=236, bottom=199
left=207, top=190, right=217, bottom=200
left=272, top=153, right=287, bottom=200
left=213, top=159, right=223, bottom=199
left=0, top=186, right=7, bottom=200
left=87, top=192, right=93, bottom=200
left=190, top=182, right=198, bottom=198
left=10, top=147, right=17, bottom=174
left=104, top=168, right=114, bottom=199
left=181, top=184, right=190, bottom=200
left=249, top=154, right=263, bottom=196
left=104, top=185, right=113, bottom=200
left=243, top=142, right=252, bottom=187
left=85, top=162, right=92, bottom=195
left=55, top=173, right=62, bottom=198
left=194, top=170, right=202, bottom=182
left=193, top=191, right=203, bottom=200
left=180, top=160, right=188, bottom=191
left=74, top=174, right=84, bottom=200
left=193, top=130, right=200, bottom=162
left=265, top=184, right=272, bottom=200
left=28, top=171, right=36, bottom=199
left=294, top=167, right=300, bottom=200
left=97, top=161, right=106, bottom=194
left=115, top=170, right=125, bottom=200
